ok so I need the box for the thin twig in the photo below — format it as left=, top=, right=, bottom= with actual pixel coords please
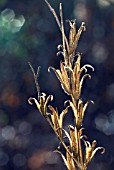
left=60, top=3, right=66, bottom=62
left=45, top=0, right=61, bottom=28
left=45, top=0, right=69, bottom=54
left=28, top=62, right=41, bottom=100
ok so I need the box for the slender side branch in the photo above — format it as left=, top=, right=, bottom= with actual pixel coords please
left=60, top=3, right=66, bottom=59
left=28, top=62, right=40, bottom=99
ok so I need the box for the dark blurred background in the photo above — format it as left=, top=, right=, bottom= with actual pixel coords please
left=0, top=0, right=114, bottom=170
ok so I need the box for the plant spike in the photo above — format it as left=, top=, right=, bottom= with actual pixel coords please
left=28, top=2, right=105, bottom=170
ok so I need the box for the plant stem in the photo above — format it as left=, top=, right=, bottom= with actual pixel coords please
left=46, top=116, right=84, bottom=170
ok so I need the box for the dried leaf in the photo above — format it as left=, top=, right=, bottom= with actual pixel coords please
left=91, top=147, right=105, bottom=161
left=73, top=22, right=85, bottom=50
left=60, top=62, right=70, bottom=91
left=28, top=97, right=40, bottom=111
left=48, top=63, right=71, bottom=95
left=79, top=74, right=91, bottom=94
left=48, top=66, right=63, bottom=84
left=68, top=20, right=76, bottom=49
left=68, top=125, right=78, bottom=159
left=55, top=150, right=70, bottom=170
left=80, top=64, right=94, bottom=74
left=59, top=106, right=69, bottom=128
left=82, top=100, right=94, bottom=118
left=62, top=128, right=72, bottom=147
left=48, top=105, right=59, bottom=132
left=65, top=100, right=78, bottom=122
left=45, top=95, right=53, bottom=109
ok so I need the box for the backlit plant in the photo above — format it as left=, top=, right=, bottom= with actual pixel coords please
left=28, top=1, right=105, bottom=170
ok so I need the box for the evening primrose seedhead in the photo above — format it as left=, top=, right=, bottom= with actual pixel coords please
left=28, top=1, right=105, bottom=170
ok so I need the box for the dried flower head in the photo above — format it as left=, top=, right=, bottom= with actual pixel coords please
left=28, top=93, right=53, bottom=117
left=48, top=105, right=69, bottom=138
left=65, top=99, right=94, bottom=128
left=49, top=53, right=94, bottom=101
left=83, top=139, right=105, bottom=167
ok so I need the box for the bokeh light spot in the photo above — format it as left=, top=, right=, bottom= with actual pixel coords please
left=97, top=0, right=110, bottom=7
left=95, top=110, right=114, bottom=135
left=92, top=43, right=108, bottom=63
left=45, top=151, right=58, bottom=164
left=74, top=3, right=87, bottom=21
left=11, top=15, right=25, bottom=33
left=0, top=151, right=9, bottom=166
left=13, top=153, right=26, bottom=167
left=1, top=8, right=15, bottom=22
left=0, top=110, right=9, bottom=126
left=106, top=83, right=114, bottom=99
left=13, top=134, right=30, bottom=149
left=0, top=133, right=7, bottom=147
left=18, top=121, right=32, bottom=135
left=0, top=8, right=25, bottom=33
left=0, top=0, right=7, bottom=6
left=2, top=125, right=16, bottom=140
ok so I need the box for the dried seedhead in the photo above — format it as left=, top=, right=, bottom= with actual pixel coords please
left=28, top=1, right=105, bottom=170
